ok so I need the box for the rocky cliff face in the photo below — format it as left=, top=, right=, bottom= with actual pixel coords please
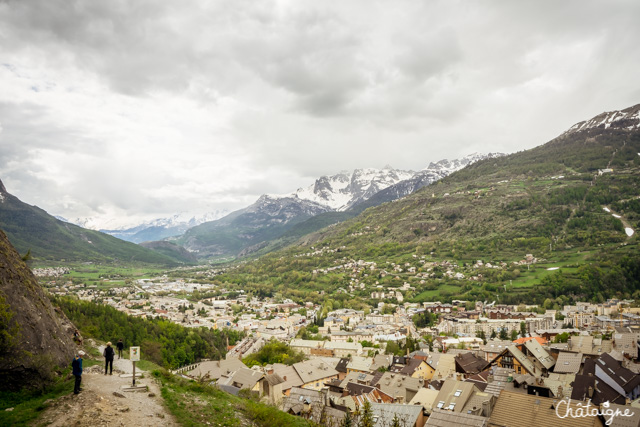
left=0, top=229, right=76, bottom=391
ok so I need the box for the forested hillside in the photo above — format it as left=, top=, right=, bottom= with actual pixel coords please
left=199, top=122, right=640, bottom=309
left=54, top=297, right=244, bottom=368
left=0, top=179, right=192, bottom=265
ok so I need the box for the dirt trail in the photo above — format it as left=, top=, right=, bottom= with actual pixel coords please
left=35, top=349, right=178, bottom=427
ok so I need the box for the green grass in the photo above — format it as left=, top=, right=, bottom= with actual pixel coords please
left=0, top=376, right=74, bottom=426
left=64, top=264, right=166, bottom=282
left=155, top=371, right=312, bottom=427
left=35, top=262, right=170, bottom=291
left=135, top=359, right=163, bottom=372
left=0, top=346, right=170, bottom=426
left=414, top=283, right=462, bottom=300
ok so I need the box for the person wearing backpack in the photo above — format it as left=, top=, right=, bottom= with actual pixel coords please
left=71, top=350, right=85, bottom=394
left=103, top=342, right=115, bottom=375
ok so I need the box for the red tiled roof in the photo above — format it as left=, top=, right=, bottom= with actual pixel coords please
left=513, top=336, right=547, bottom=345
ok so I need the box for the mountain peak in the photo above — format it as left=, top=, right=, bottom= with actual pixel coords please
left=0, top=179, right=6, bottom=203
left=424, top=152, right=503, bottom=173
left=292, top=166, right=416, bottom=211
left=562, top=103, right=640, bottom=136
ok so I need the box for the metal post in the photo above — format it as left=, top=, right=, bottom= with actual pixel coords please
left=132, top=361, right=136, bottom=387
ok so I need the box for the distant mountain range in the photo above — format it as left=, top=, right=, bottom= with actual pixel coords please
left=2, top=103, right=639, bottom=268
left=206, top=103, right=640, bottom=309
left=0, top=180, right=194, bottom=264
left=172, top=153, right=503, bottom=259
left=58, top=211, right=229, bottom=244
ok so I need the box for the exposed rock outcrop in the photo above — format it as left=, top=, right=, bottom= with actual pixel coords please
left=0, top=229, right=76, bottom=391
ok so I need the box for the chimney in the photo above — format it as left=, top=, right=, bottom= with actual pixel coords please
left=588, top=386, right=594, bottom=398
left=488, top=374, right=494, bottom=383
left=557, top=385, right=564, bottom=397
left=482, top=399, right=491, bottom=417
left=283, top=376, right=287, bottom=381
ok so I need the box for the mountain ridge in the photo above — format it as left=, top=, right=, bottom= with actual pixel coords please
left=0, top=179, right=193, bottom=264
left=58, top=210, right=230, bottom=244
left=170, top=153, right=502, bottom=259
left=562, top=103, right=640, bottom=136
left=207, top=102, right=640, bottom=308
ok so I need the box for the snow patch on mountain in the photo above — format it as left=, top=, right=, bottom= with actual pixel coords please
left=423, top=152, right=502, bottom=174
left=562, top=103, right=640, bottom=136
left=275, top=153, right=502, bottom=212
left=0, top=180, right=7, bottom=203
left=286, top=167, right=416, bottom=211
left=64, top=211, right=229, bottom=232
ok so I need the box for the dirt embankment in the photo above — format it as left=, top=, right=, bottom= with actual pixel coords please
left=36, top=355, right=178, bottom=427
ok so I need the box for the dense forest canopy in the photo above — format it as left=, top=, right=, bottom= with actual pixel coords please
left=54, top=297, right=244, bottom=368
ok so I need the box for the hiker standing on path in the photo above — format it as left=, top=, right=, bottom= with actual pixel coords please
left=103, top=342, right=115, bottom=375
left=71, top=350, right=84, bottom=394
left=116, top=338, right=124, bottom=359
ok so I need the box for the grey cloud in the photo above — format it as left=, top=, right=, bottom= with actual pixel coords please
left=2, top=0, right=640, bottom=225
left=393, top=27, right=463, bottom=82
left=0, top=101, right=107, bottom=162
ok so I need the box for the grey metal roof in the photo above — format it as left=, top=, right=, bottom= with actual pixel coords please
left=426, top=408, right=487, bottom=426
left=507, top=345, right=538, bottom=375
left=523, top=338, right=555, bottom=370
left=369, top=402, right=423, bottom=426
left=293, top=358, right=339, bottom=384
left=554, top=351, right=583, bottom=374
left=188, top=358, right=247, bottom=380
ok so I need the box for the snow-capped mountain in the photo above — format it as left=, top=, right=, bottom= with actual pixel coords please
left=562, top=103, right=640, bottom=136
left=60, top=211, right=229, bottom=244
left=286, top=166, right=415, bottom=211
left=176, top=153, right=500, bottom=259
left=243, top=195, right=331, bottom=220
left=138, top=211, right=229, bottom=230
left=176, top=195, right=331, bottom=258
left=423, top=152, right=503, bottom=174
left=282, top=153, right=501, bottom=213
left=350, top=153, right=504, bottom=212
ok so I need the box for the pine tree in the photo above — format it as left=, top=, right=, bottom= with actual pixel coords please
left=359, top=401, right=374, bottom=427
left=339, top=410, right=353, bottom=427
left=499, top=328, right=509, bottom=340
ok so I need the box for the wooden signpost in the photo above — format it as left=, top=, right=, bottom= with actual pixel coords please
left=130, top=346, right=140, bottom=387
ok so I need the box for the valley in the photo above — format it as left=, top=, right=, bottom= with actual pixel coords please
left=4, top=1, right=640, bottom=425
left=3, top=103, right=640, bottom=427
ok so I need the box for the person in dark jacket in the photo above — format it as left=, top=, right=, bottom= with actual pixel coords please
left=103, top=342, right=115, bottom=375
left=71, top=351, right=84, bottom=394
left=116, top=339, right=124, bottom=359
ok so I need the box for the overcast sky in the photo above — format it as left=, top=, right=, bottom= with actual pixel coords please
left=1, top=0, right=639, bottom=228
